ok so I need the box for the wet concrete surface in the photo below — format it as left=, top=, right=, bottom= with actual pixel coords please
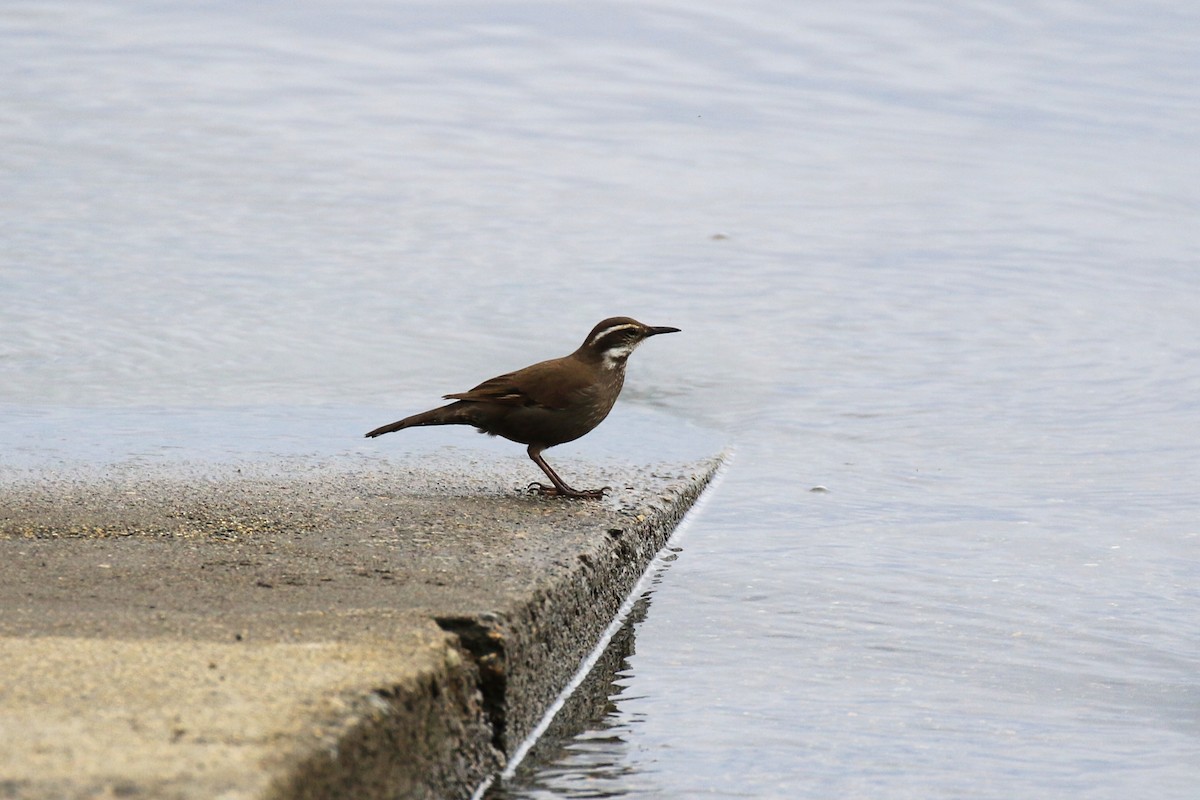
left=0, top=455, right=720, bottom=799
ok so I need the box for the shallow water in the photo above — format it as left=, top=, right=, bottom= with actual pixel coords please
left=3, top=1, right=1199, bottom=796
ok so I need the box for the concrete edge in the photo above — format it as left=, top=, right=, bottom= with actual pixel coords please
left=261, top=639, right=501, bottom=800
left=266, top=454, right=724, bottom=799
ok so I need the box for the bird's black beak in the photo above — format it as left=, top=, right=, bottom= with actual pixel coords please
left=647, top=325, right=681, bottom=336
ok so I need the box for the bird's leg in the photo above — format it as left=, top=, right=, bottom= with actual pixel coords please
left=526, top=445, right=609, bottom=499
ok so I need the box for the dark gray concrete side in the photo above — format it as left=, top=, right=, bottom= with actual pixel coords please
left=0, top=455, right=721, bottom=799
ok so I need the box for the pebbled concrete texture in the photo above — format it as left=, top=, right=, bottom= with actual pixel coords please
left=0, top=454, right=721, bottom=799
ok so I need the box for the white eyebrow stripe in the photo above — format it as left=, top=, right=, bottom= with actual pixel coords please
left=586, top=323, right=639, bottom=348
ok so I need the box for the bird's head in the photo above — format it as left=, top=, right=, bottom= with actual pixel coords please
left=577, top=317, right=681, bottom=368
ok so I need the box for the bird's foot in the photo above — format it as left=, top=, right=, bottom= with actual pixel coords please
left=526, top=482, right=610, bottom=499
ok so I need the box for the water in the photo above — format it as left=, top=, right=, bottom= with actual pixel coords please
left=3, top=1, right=1199, bottom=796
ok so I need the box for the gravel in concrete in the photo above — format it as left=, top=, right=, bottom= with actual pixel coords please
left=0, top=454, right=720, bottom=799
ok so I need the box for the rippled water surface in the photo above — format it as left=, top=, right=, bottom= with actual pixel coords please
left=3, top=1, right=1199, bottom=797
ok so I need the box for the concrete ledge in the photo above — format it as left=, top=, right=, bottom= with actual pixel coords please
left=0, top=456, right=721, bottom=799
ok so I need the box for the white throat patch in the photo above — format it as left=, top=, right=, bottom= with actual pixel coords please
left=602, top=340, right=639, bottom=368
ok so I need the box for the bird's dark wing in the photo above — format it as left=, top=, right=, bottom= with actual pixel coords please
left=443, top=374, right=528, bottom=406
left=443, top=357, right=589, bottom=411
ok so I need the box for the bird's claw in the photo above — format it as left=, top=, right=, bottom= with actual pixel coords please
left=526, top=482, right=610, bottom=499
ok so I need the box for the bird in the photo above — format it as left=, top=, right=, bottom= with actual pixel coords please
left=365, top=317, right=681, bottom=499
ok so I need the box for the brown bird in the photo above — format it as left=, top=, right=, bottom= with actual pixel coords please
left=365, top=317, right=681, bottom=498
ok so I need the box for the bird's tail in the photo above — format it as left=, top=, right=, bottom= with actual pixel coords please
left=364, top=401, right=476, bottom=438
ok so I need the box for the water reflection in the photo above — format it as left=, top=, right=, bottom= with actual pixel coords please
left=485, top=593, right=651, bottom=800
